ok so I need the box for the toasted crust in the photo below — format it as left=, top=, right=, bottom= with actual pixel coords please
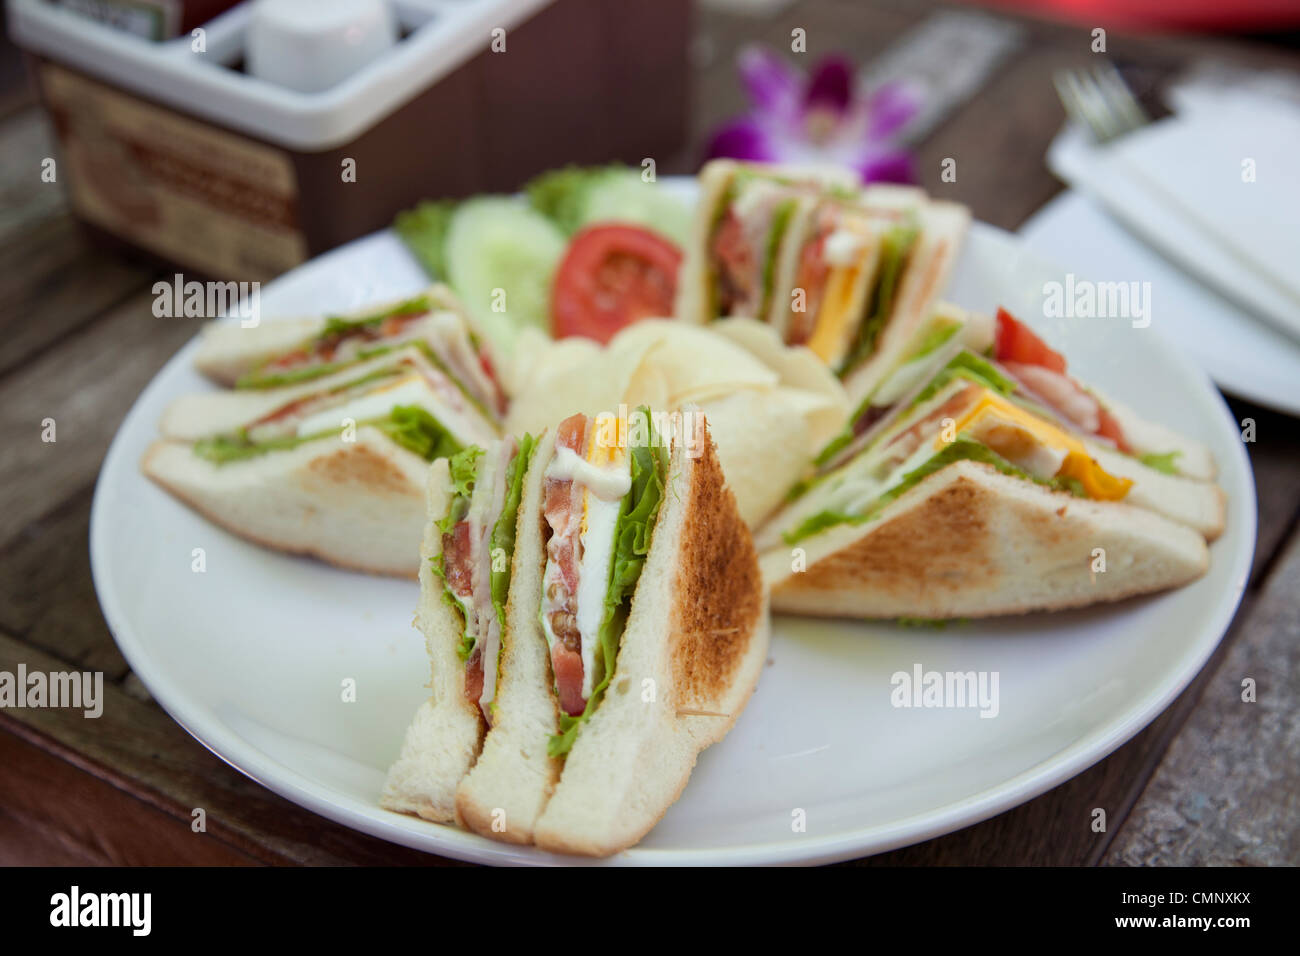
left=669, top=431, right=765, bottom=714
left=533, top=410, right=770, bottom=857
left=454, top=434, right=563, bottom=844
left=380, top=457, right=487, bottom=822
left=764, top=459, right=1210, bottom=619
left=141, top=432, right=428, bottom=578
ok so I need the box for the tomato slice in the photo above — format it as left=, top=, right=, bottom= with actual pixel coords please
left=551, top=224, right=682, bottom=343
left=995, top=307, right=1068, bottom=374
left=1096, top=407, right=1132, bottom=453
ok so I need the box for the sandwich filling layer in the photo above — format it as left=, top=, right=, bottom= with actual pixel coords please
left=437, top=434, right=538, bottom=725
left=193, top=351, right=497, bottom=464
left=764, top=372, right=1133, bottom=550
left=539, top=407, right=667, bottom=757
left=237, top=295, right=506, bottom=419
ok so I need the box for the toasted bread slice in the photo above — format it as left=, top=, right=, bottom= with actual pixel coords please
left=193, top=317, right=322, bottom=387
left=163, top=344, right=499, bottom=448
left=1085, top=439, right=1225, bottom=540
left=193, top=284, right=471, bottom=387
left=380, top=458, right=487, bottom=821
left=762, top=459, right=1209, bottom=619
left=841, top=200, right=970, bottom=405
left=141, top=429, right=429, bottom=577
left=532, top=411, right=770, bottom=857
left=675, top=160, right=861, bottom=325
left=454, top=434, right=561, bottom=844
left=1089, top=387, right=1217, bottom=481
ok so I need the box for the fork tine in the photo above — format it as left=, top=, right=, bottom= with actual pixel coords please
left=1094, top=63, right=1149, bottom=135
left=1053, top=64, right=1150, bottom=144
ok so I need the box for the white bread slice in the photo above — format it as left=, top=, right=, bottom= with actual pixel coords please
left=763, top=197, right=820, bottom=339
left=674, top=160, right=741, bottom=325
left=141, top=428, right=430, bottom=577
left=675, top=160, right=862, bottom=325
left=762, top=458, right=1209, bottom=619
left=193, top=283, right=472, bottom=386
left=1089, top=386, right=1217, bottom=481
left=194, top=318, right=322, bottom=387
left=161, top=345, right=499, bottom=449
left=841, top=200, right=970, bottom=406
left=454, top=434, right=562, bottom=844
left=532, top=410, right=770, bottom=857
left=1085, top=439, right=1225, bottom=540
left=380, top=457, right=486, bottom=821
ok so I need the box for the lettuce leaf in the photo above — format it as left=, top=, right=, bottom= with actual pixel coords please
left=839, top=219, right=919, bottom=375
left=549, top=407, right=668, bottom=757
left=436, top=445, right=484, bottom=660
left=234, top=297, right=432, bottom=388
left=783, top=438, right=1088, bottom=545
left=903, top=318, right=960, bottom=363
left=1138, top=450, right=1180, bottom=475
left=194, top=405, right=463, bottom=466
left=524, top=164, right=627, bottom=235
left=437, top=445, right=484, bottom=537
left=372, top=405, right=463, bottom=462
left=809, top=350, right=1020, bottom=474
left=394, top=200, right=458, bottom=277
left=489, top=434, right=537, bottom=632
left=760, top=199, right=797, bottom=316
left=317, top=295, right=432, bottom=340
left=909, top=350, right=1019, bottom=407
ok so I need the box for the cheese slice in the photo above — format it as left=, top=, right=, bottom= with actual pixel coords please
left=805, top=224, right=880, bottom=368
left=943, top=391, right=1133, bottom=500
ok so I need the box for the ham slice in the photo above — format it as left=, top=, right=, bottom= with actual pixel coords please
left=542, top=415, right=590, bottom=716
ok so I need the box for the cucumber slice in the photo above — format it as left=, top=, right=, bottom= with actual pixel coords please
left=579, top=176, right=692, bottom=246
left=444, top=198, right=567, bottom=353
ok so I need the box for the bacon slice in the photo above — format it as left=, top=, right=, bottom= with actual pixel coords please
left=711, top=212, right=755, bottom=315
left=787, top=229, right=832, bottom=344
left=541, top=414, right=590, bottom=717
left=266, top=309, right=428, bottom=371
left=442, top=521, right=475, bottom=598
left=551, top=644, right=586, bottom=717
left=1003, top=362, right=1099, bottom=432
left=464, top=647, right=484, bottom=704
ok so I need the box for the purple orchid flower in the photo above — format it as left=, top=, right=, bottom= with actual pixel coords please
left=706, top=46, right=920, bottom=184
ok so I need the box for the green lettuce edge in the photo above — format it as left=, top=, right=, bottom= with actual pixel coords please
left=548, top=407, right=668, bottom=758
left=783, top=437, right=1088, bottom=546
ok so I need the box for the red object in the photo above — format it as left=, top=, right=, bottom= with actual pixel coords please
left=962, top=0, right=1300, bottom=31
left=1096, top=408, right=1132, bottom=453
left=551, top=225, right=682, bottom=343
left=995, top=307, right=1068, bottom=374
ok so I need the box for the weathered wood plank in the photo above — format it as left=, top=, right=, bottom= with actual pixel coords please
left=0, top=633, right=463, bottom=865
left=0, top=290, right=196, bottom=550
left=0, top=486, right=130, bottom=677
left=0, top=730, right=261, bottom=866
left=1102, top=533, right=1300, bottom=865
left=0, top=109, right=154, bottom=378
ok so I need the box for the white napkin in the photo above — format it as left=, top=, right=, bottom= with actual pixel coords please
left=1047, top=87, right=1300, bottom=342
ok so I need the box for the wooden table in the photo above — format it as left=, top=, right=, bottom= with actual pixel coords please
left=1, top=0, right=1296, bottom=866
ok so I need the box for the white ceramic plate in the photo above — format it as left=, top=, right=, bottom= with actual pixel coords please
left=91, top=213, right=1256, bottom=865
left=1020, top=188, right=1300, bottom=417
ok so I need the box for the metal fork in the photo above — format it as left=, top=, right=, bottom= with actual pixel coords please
left=1053, top=63, right=1151, bottom=144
